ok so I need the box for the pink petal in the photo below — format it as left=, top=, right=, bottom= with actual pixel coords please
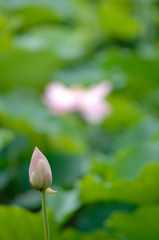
left=81, top=101, right=112, bottom=124
left=42, top=81, right=113, bottom=125
left=29, top=147, right=51, bottom=178
left=85, top=81, right=113, bottom=99
left=43, top=82, right=76, bottom=114
left=77, top=81, right=112, bottom=111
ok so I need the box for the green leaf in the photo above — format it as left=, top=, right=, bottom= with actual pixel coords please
left=98, top=0, right=139, bottom=39
left=91, top=153, right=113, bottom=180
left=50, top=153, right=89, bottom=186
left=0, top=205, right=119, bottom=240
left=0, top=33, right=12, bottom=51
left=0, top=128, right=15, bottom=151
left=0, top=170, right=11, bottom=190
left=69, top=201, right=132, bottom=232
left=104, top=95, right=143, bottom=130
left=14, top=26, right=90, bottom=60
left=15, top=7, right=59, bottom=27
left=51, top=63, right=108, bottom=85
left=0, top=205, right=58, bottom=240
left=115, top=118, right=159, bottom=151
left=47, top=188, right=81, bottom=224
left=112, top=140, right=159, bottom=181
left=103, top=51, right=159, bottom=99
left=0, top=205, right=44, bottom=240
left=0, top=0, right=76, bottom=20
left=0, top=50, right=60, bottom=91
left=58, top=228, right=119, bottom=240
left=108, top=205, right=159, bottom=240
left=80, top=174, right=108, bottom=204
left=0, top=90, right=59, bottom=135
left=80, top=164, right=159, bottom=204
left=12, top=190, right=41, bottom=210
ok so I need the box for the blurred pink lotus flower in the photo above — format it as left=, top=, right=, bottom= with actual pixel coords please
left=43, top=81, right=113, bottom=124
left=29, top=147, right=57, bottom=194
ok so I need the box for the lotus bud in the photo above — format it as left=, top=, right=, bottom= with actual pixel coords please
left=29, top=147, right=57, bottom=194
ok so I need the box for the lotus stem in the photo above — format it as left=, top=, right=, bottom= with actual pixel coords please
left=41, top=189, right=50, bottom=240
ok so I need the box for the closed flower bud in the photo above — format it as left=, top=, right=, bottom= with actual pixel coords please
left=29, top=147, right=57, bottom=194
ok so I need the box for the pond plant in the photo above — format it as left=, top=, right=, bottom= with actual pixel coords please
left=29, top=147, right=57, bottom=240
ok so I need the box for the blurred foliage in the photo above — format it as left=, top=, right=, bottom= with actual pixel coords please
left=109, top=205, right=159, bottom=240
left=0, top=0, right=159, bottom=239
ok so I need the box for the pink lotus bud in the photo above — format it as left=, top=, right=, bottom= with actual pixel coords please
left=29, top=147, right=57, bottom=193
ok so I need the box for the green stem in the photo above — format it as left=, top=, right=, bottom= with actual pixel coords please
left=41, top=189, right=50, bottom=240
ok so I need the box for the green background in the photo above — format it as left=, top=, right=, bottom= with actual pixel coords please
left=0, top=0, right=159, bottom=239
